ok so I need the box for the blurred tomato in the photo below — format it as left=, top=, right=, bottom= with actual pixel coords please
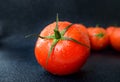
left=87, top=26, right=109, bottom=51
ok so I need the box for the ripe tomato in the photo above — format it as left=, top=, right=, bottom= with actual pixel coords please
left=73, top=24, right=88, bottom=35
left=34, top=18, right=90, bottom=75
left=110, top=28, right=120, bottom=51
left=106, top=26, right=115, bottom=37
left=106, top=26, right=116, bottom=45
left=87, top=27, right=109, bottom=51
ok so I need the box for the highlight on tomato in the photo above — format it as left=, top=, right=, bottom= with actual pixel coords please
left=34, top=14, right=90, bottom=75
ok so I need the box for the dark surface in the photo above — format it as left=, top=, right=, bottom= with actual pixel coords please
left=1, top=46, right=120, bottom=82
left=1, top=0, right=120, bottom=82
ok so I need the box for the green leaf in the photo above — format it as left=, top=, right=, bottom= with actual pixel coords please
left=61, top=37, right=90, bottom=48
left=39, top=35, right=55, bottom=39
left=25, top=34, right=55, bottom=39
left=60, top=24, right=73, bottom=36
left=46, top=39, right=59, bottom=65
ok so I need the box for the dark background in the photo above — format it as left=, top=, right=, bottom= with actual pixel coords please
left=0, top=0, right=120, bottom=82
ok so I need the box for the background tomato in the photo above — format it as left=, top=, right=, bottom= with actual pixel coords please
left=35, top=21, right=90, bottom=75
left=106, top=26, right=115, bottom=37
left=87, top=27, right=109, bottom=51
left=110, top=28, right=120, bottom=51
left=106, top=26, right=116, bottom=45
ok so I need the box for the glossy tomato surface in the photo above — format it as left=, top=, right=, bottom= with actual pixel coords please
left=35, top=21, right=90, bottom=75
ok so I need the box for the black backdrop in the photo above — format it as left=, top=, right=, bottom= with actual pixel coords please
left=0, top=0, right=120, bottom=82
left=1, top=0, right=120, bottom=36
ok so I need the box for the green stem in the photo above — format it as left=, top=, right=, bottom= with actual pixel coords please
left=96, top=24, right=99, bottom=27
left=54, top=14, right=61, bottom=39
left=54, top=29, right=61, bottom=39
left=55, top=13, right=59, bottom=30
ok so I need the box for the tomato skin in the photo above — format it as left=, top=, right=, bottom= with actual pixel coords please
left=87, top=27, right=109, bottom=51
left=106, top=26, right=116, bottom=45
left=106, top=26, right=115, bottom=37
left=73, top=24, right=88, bottom=35
left=35, top=21, right=90, bottom=75
left=110, top=28, right=120, bottom=51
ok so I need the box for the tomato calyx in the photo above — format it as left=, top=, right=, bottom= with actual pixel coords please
left=95, top=32, right=104, bottom=38
left=95, top=24, right=99, bottom=27
left=43, top=14, right=89, bottom=64
left=26, top=14, right=90, bottom=65
left=54, top=14, right=61, bottom=39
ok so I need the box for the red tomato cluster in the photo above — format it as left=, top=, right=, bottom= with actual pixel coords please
left=87, top=25, right=120, bottom=51
left=34, top=16, right=120, bottom=76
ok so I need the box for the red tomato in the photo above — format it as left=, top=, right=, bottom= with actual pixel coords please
left=106, top=26, right=116, bottom=45
left=106, top=26, right=115, bottom=37
left=110, top=28, right=120, bottom=51
left=73, top=24, right=88, bottom=35
left=35, top=21, right=90, bottom=75
left=87, top=27, right=109, bottom=51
